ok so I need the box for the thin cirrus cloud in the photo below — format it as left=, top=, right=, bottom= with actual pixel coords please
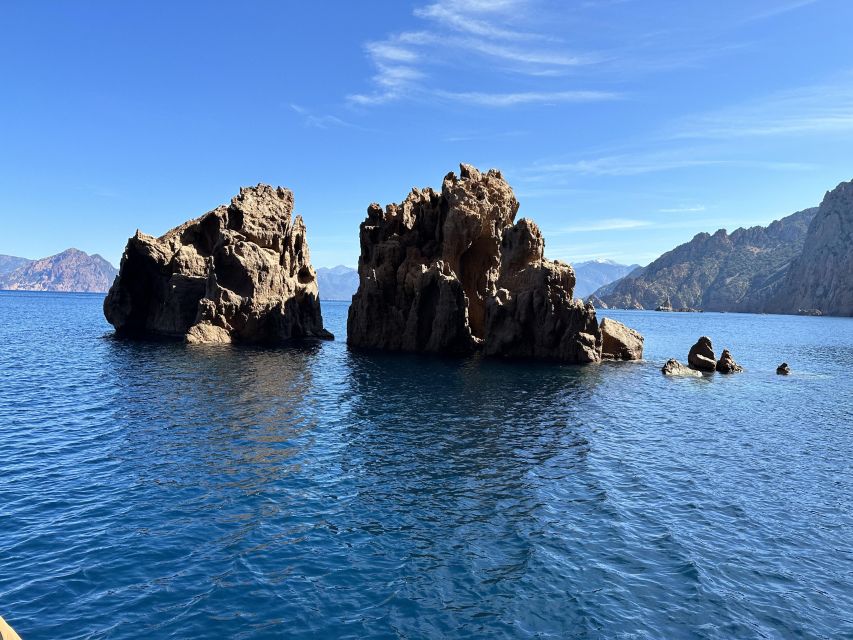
left=671, top=76, right=853, bottom=139
left=436, top=90, right=621, bottom=107
left=739, top=0, right=820, bottom=23
left=347, top=0, right=609, bottom=107
left=658, top=205, right=706, bottom=213
left=290, top=104, right=356, bottom=129
left=521, top=153, right=815, bottom=178
left=553, top=218, right=653, bottom=233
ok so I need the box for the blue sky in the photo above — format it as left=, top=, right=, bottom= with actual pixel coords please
left=1, top=0, right=852, bottom=268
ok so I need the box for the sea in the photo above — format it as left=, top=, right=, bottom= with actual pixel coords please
left=1, top=291, right=851, bottom=639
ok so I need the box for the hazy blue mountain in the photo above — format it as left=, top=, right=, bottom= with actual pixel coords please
left=572, top=260, right=641, bottom=299
left=316, top=265, right=359, bottom=301
left=0, top=248, right=117, bottom=293
left=317, top=261, right=637, bottom=302
left=0, top=254, right=32, bottom=277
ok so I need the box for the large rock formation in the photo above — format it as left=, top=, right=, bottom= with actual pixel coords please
left=0, top=249, right=117, bottom=293
left=767, top=178, right=853, bottom=316
left=591, top=207, right=817, bottom=312
left=347, top=164, right=605, bottom=362
left=104, top=184, right=332, bottom=344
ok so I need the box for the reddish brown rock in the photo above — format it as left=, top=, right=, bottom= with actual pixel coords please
left=347, top=164, right=602, bottom=362
left=688, top=336, right=716, bottom=371
left=599, top=317, right=644, bottom=360
left=484, top=218, right=601, bottom=362
left=716, top=348, right=743, bottom=373
left=104, top=185, right=332, bottom=344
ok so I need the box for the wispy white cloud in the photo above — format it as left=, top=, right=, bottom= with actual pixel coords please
left=740, top=0, right=820, bottom=23
left=462, top=39, right=599, bottom=67
left=437, top=89, right=621, bottom=107
left=290, top=104, right=356, bottom=129
left=658, top=205, right=706, bottom=213
left=348, top=0, right=606, bottom=107
left=524, top=154, right=815, bottom=177
left=556, top=218, right=653, bottom=233
left=414, top=0, right=533, bottom=40
left=673, top=77, right=853, bottom=139
left=347, top=36, right=427, bottom=106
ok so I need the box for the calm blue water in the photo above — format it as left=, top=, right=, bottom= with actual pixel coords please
left=1, top=291, right=851, bottom=639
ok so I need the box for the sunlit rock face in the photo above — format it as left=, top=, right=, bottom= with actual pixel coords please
left=104, top=184, right=332, bottom=344
left=767, top=178, right=853, bottom=316
left=347, top=164, right=605, bottom=362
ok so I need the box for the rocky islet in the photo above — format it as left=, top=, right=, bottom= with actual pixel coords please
left=346, top=164, right=644, bottom=363
left=104, top=184, right=332, bottom=344
left=101, top=166, right=797, bottom=376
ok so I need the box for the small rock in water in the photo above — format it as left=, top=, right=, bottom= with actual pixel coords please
left=662, top=358, right=703, bottom=376
left=777, top=362, right=791, bottom=375
left=599, top=317, right=644, bottom=360
left=688, top=336, right=716, bottom=371
left=715, top=349, right=743, bottom=373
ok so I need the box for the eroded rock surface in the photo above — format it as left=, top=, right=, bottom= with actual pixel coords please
left=662, top=358, right=702, bottom=376
left=104, top=184, right=332, bottom=344
left=688, top=336, right=716, bottom=371
left=715, top=349, right=743, bottom=373
left=347, top=164, right=605, bottom=362
left=599, top=317, right=644, bottom=360
left=484, top=219, right=601, bottom=362
left=768, top=179, right=853, bottom=316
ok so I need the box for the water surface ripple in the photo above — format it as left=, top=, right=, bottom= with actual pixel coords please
left=1, top=293, right=851, bottom=638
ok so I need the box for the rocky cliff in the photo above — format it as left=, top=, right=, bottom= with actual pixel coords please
left=0, top=249, right=117, bottom=293
left=104, top=184, right=332, bottom=344
left=767, top=179, right=853, bottom=316
left=347, top=164, right=604, bottom=362
left=591, top=207, right=817, bottom=312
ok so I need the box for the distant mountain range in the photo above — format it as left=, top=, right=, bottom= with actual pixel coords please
left=315, top=260, right=636, bottom=302
left=0, top=249, right=117, bottom=293
left=316, top=265, right=360, bottom=300
left=0, top=254, right=32, bottom=277
left=591, top=176, right=853, bottom=316
left=9, top=177, right=851, bottom=316
left=572, top=260, right=641, bottom=299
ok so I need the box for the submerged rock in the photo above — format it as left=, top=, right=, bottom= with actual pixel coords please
left=104, top=185, right=332, bottom=344
left=347, top=164, right=603, bottom=362
left=599, top=317, right=644, bottom=360
left=715, top=349, right=743, bottom=373
left=688, top=336, right=716, bottom=371
left=777, top=362, right=791, bottom=375
left=662, top=358, right=702, bottom=376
